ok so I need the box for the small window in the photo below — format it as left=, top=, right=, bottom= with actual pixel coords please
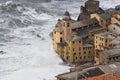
left=73, top=41, right=75, bottom=44
left=73, top=48, right=75, bottom=51
left=113, top=57, right=115, bottom=60
left=79, top=52, right=81, bottom=55
left=67, top=23, right=69, bottom=27
left=60, top=32, right=62, bottom=34
left=76, top=57, right=77, bottom=60
left=89, top=51, right=91, bottom=53
left=84, top=56, right=86, bottom=59
left=96, top=45, right=97, bottom=48
left=88, top=56, right=89, bottom=58
left=60, top=38, right=62, bottom=42
left=84, top=51, right=86, bottom=54
left=116, top=56, right=119, bottom=59
left=113, top=27, right=115, bottom=30
left=79, top=47, right=81, bottom=50
left=79, top=41, right=81, bottom=43
left=109, top=58, right=111, bottom=61
left=96, top=41, right=97, bottom=43
left=66, top=56, right=69, bottom=60
left=106, top=40, right=107, bottom=43
left=54, top=31, right=56, bottom=34
left=92, top=34, right=94, bottom=36
left=74, top=53, right=76, bottom=55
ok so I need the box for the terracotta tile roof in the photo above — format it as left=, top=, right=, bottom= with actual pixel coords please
left=82, top=73, right=120, bottom=80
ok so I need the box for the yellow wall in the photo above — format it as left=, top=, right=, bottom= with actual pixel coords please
left=62, top=40, right=83, bottom=63
left=53, top=31, right=63, bottom=52
left=83, top=46, right=94, bottom=62
left=61, top=40, right=94, bottom=63
left=94, top=34, right=110, bottom=51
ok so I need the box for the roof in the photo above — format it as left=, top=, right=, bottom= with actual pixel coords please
left=95, top=32, right=112, bottom=39
left=83, top=44, right=93, bottom=48
left=54, top=26, right=63, bottom=32
left=57, top=42, right=68, bottom=47
left=56, top=62, right=120, bottom=80
left=54, top=20, right=63, bottom=32
left=57, top=67, right=105, bottom=80
left=106, top=8, right=120, bottom=14
left=71, top=18, right=98, bottom=29
left=75, top=23, right=102, bottom=37
left=116, top=5, right=120, bottom=10
left=67, top=34, right=82, bottom=41
left=102, top=49, right=120, bottom=57
left=98, top=62, right=120, bottom=73
left=99, top=13, right=111, bottom=20
left=82, top=73, right=120, bottom=80
left=64, top=11, right=70, bottom=16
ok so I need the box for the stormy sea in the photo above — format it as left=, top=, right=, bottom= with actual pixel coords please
left=0, top=0, right=120, bottom=80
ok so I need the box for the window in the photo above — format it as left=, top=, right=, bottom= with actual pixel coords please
left=113, top=27, right=115, bottom=30
left=79, top=47, right=81, bottom=51
left=105, top=40, right=107, bottom=43
left=60, top=38, right=62, bottom=42
left=109, top=58, right=111, bottom=61
left=66, top=56, right=69, bottom=60
left=67, top=23, right=69, bottom=27
left=79, top=52, right=81, bottom=55
left=79, top=41, right=81, bottom=43
left=84, top=51, right=86, bottom=54
left=84, top=56, right=86, bottom=59
left=113, top=57, right=115, bottom=60
left=74, top=53, right=76, bottom=55
left=76, top=57, right=77, bottom=60
left=101, top=20, right=104, bottom=23
left=73, top=48, right=75, bottom=51
left=60, top=32, right=62, bottom=34
left=73, top=41, right=75, bottom=44
left=96, top=45, right=97, bottom=48
left=54, top=31, right=56, bottom=34
left=96, top=41, right=97, bottom=43
left=116, top=56, right=119, bottom=59
left=89, top=51, right=91, bottom=54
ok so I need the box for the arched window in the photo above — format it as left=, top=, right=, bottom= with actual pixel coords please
left=67, top=23, right=69, bottom=27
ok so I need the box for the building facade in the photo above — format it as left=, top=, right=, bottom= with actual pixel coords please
left=53, top=0, right=120, bottom=64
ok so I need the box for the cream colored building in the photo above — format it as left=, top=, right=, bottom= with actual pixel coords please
left=108, top=23, right=120, bottom=36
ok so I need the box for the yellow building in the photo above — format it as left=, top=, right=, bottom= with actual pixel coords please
left=66, top=34, right=83, bottom=63
left=53, top=20, right=63, bottom=53
left=52, top=0, right=114, bottom=64
left=56, top=33, right=94, bottom=63
left=53, top=11, right=97, bottom=63
left=94, top=33, right=110, bottom=51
